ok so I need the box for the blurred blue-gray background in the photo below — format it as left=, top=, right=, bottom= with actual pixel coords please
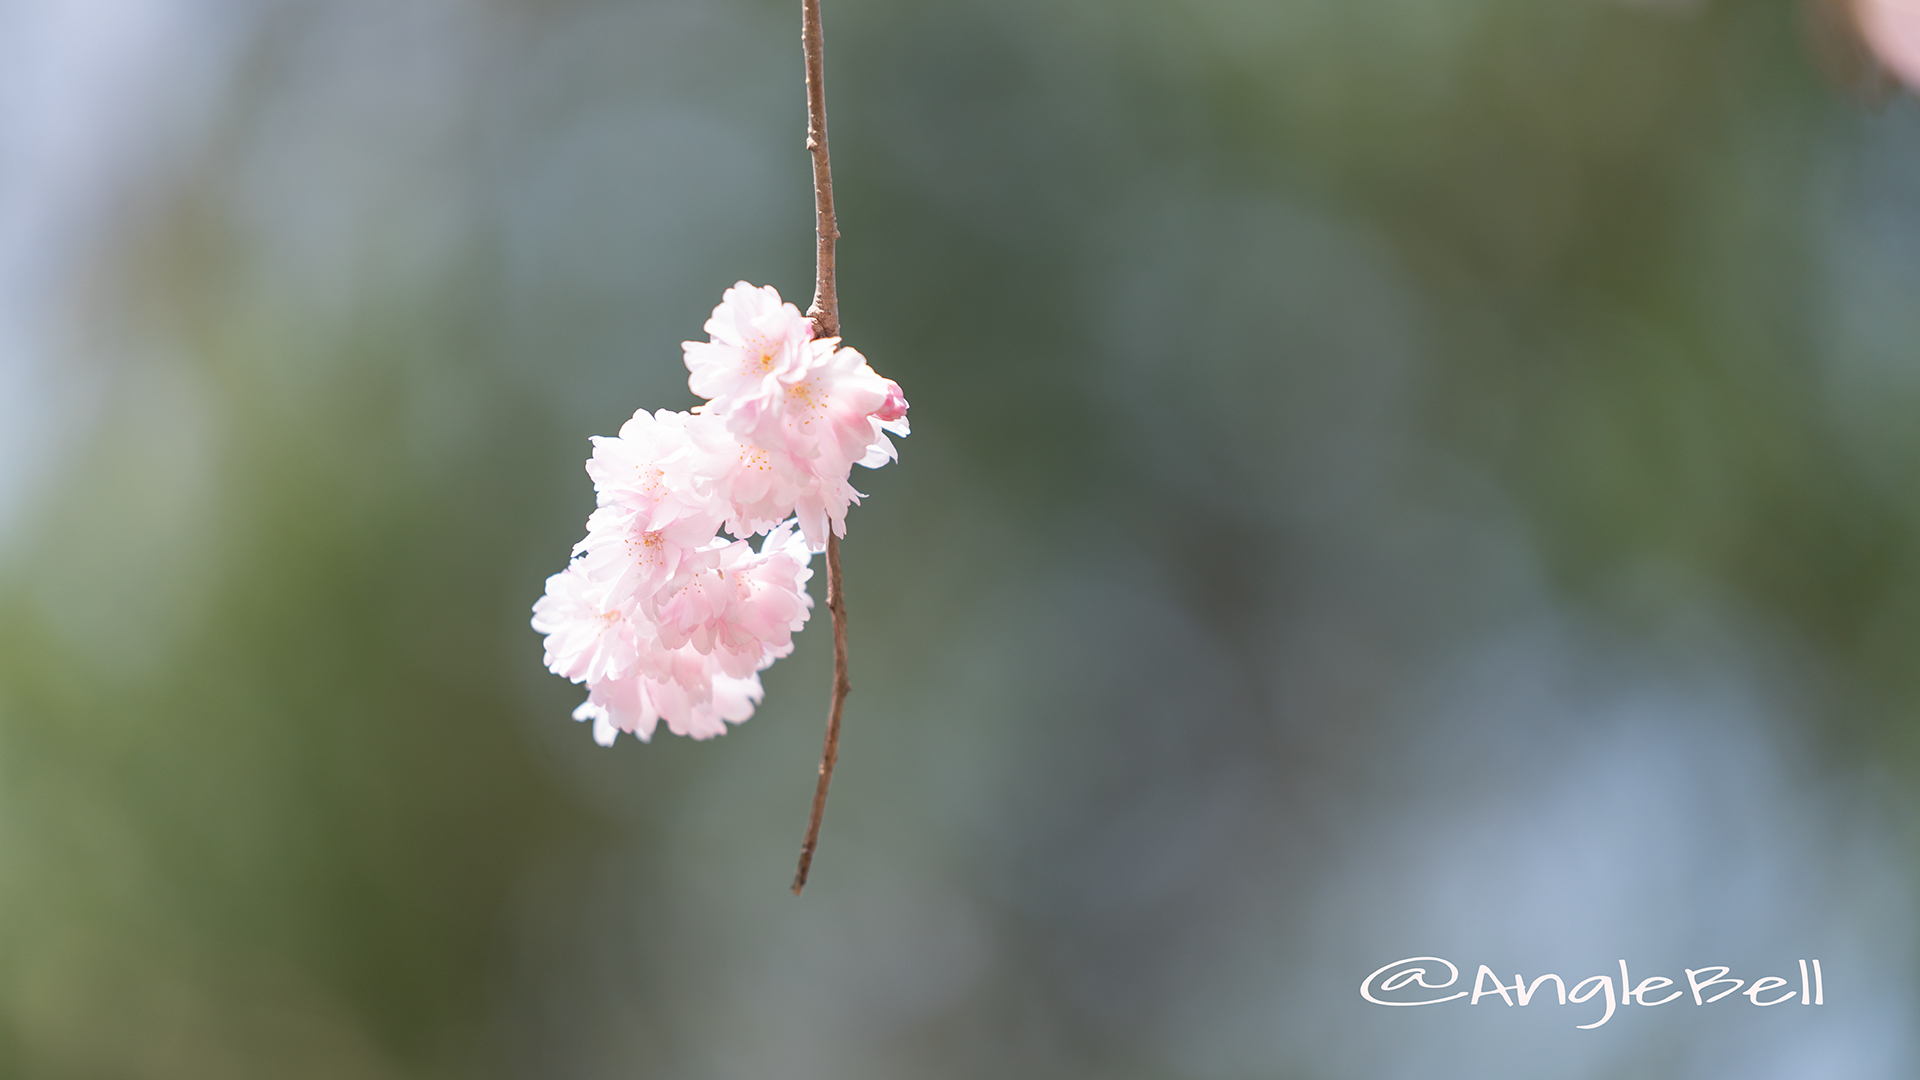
left=2, top=0, right=1918, bottom=1076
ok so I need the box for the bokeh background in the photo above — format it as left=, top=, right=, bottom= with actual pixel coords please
left=3, top=0, right=1920, bottom=1076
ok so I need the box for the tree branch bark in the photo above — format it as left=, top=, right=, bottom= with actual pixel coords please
left=791, top=531, right=847, bottom=894
left=801, top=0, right=838, bottom=338
left=792, top=0, right=844, bottom=896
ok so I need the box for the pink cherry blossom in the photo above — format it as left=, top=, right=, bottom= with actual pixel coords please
left=531, top=564, right=643, bottom=685
left=571, top=503, right=707, bottom=609
left=685, top=411, right=812, bottom=537
left=535, top=280, right=908, bottom=745
left=587, top=409, right=709, bottom=518
left=571, top=652, right=769, bottom=744
left=774, top=345, right=896, bottom=468
left=683, top=281, right=816, bottom=429
left=650, top=521, right=815, bottom=658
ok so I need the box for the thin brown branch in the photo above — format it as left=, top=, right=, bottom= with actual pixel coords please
left=791, top=532, right=848, bottom=894
left=801, top=0, right=838, bottom=339
left=792, top=0, right=845, bottom=896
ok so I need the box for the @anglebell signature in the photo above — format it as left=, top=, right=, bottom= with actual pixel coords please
left=1361, top=955, right=1825, bottom=1030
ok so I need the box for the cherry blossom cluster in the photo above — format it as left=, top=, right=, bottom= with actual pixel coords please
left=532, top=282, right=909, bottom=745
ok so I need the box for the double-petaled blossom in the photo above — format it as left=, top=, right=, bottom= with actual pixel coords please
left=650, top=520, right=814, bottom=658
left=682, top=281, right=816, bottom=434
left=531, top=564, right=645, bottom=685
left=585, top=409, right=712, bottom=525
left=685, top=411, right=813, bottom=538
left=570, top=663, right=765, bottom=745
left=533, top=281, right=908, bottom=744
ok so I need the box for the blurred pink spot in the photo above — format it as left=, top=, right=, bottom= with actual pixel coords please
left=1857, top=0, right=1920, bottom=89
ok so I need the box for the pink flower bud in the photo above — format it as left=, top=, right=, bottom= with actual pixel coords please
left=875, top=379, right=909, bottom=423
